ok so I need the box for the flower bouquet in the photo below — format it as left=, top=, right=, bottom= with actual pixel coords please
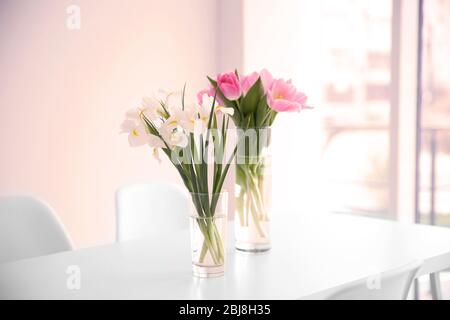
left=199, top=70, right=311, bottom=252
left=121, top=89, right=236, bottom=277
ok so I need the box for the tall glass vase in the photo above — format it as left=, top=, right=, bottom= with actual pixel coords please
left=190, top=192, right=228, bottom=277
left=235, top=127, right=272, bottom=252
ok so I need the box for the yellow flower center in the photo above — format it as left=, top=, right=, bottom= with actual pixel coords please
left=132, top=128, right=140, bottom=136
left=167, top=119, right=178, bottom=126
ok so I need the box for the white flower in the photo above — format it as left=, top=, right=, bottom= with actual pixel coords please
left=154, top=89, right=181, bottom=114
left=121, top=108, right=165, bottom=149
left=171, top=105, right=198, bottom=133
left=167, top=104, right=208, bottom=134
left=148, top=133, right=165, bottom=148
left=158, top=118, right=188, bottom=149
left=167, top=94, right=235, bottom=135
left=122, top=89, right=235, bottom=152
left=168, top=129, right=188, bottom=148
left=141, top=96, right=168, bottom=121
left=215, top=104, right=235, bottom=116
left=140, top=89, right=181, bottom=122
left=120, top=119, right=149, bottom=147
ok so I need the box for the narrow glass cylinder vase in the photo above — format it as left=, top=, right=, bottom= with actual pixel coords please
left=189, top=192, right=228, bottom=278
left=235, top=127, right=272, bottom=252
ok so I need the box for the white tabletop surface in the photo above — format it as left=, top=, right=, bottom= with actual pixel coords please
left=1, top=212, right=450, bottom=299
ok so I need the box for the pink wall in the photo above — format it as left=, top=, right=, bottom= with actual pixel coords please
left=0, top=0, right=220, bottom=247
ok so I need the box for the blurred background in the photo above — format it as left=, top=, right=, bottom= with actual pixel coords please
left=0, top=0, right=449, bottom=298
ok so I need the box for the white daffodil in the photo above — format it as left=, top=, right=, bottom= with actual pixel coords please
left=198, top=103, right=210, bottom=127
left=148, top=133, right=165, bottom=149
left=168, top=129, right=189, bottom=148
left=158, top=118, right=188, bottom=149
left=121, top=108, right=165, bottom=149
left=154, top=89, right=181, bottom=114
left=171, top=105, right=198, bottom=133
left=148, top=134, right=165, bottom=162
left=142, top=96, right=168, bottom=121
left=120, top=119, right=149, bottom=147
left=215, top=104, right=235, bottom=116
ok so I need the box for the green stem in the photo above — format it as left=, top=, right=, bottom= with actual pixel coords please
left=236, top=188, right=246, bottom=226
left=235, top=162, right=268, bottom=238
left=198, top=223, right=218, bottom=264
left=247, top=167, right=268, bottom=220
left=197, top=218, right=225, bottom=265
left=249, top=187, right=268, bottom=238
left=199, top=239, right=209, bottom=262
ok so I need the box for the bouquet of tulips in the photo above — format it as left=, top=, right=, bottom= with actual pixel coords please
left=198, top=70, right=311, bottom=250
left=121, top=89, right=236, bottom=269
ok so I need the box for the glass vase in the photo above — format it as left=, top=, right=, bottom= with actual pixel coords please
left=189, top=192, right=228, bottom=277
left=235, top=127, right=272, bottom=252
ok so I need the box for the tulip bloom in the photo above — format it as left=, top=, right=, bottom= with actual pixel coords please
left=217, top=72, right=242, bottom=101
left=267, top=79, right=308, bottom=112
left=240, top=69, right=274, bottom=96
left=240, top=72, right=259, bottom=96
left=259, top=69, right=274, bottom=93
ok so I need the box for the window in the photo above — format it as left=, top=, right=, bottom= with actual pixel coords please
left=320, top=0, right=393, bottom=216
left=418, top=0, right=450, bottom=226
left=243, top=0, right=450, bottom=224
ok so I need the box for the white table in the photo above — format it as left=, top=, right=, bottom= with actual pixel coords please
left=1, top=212, right=450, bottom=299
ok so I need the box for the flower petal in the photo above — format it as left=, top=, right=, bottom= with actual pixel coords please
left=215, top=105, right=234, bottom=116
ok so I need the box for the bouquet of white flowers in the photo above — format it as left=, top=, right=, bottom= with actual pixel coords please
left=121, top=88, right=236, bottom=277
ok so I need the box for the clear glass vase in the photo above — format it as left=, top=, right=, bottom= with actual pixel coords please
left=189, top=192, right=228, bottom=277
left=235, top=127, right=272, bottom=252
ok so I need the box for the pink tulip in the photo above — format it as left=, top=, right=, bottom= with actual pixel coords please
left=240, top=72, right=259, bottom=95
left=196, top=85, right=224, bottom=107
left=267, top=78, right=308, bottom=112
left=259, top=69, right=274, bottom=92
left=217, top=72, right=242, bottom=101
left=240, top=69, right=274, bottom=96
left=197, top=86, right=215, bottom=105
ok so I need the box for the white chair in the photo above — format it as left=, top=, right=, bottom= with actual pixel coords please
left=324, top=261, right=422, bottom=300
left=430, top=272, right=443, bottom=300
left=115, top=181, right=190, bottom=242
left=0, top=195, right=73, bottom=264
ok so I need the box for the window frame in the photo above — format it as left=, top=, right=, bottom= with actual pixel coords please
left=389, top=0, right=421, bottom=223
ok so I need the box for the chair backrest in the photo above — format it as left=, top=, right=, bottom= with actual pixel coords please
left=0, top=195, right=73, bottom=264
left=115, top=181, right=190, bottom=242
left=326, top=260, right=422, bottom=300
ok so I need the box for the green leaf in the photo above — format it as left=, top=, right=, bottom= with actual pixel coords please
left=241, top=77, right=264, bottom=117
left=242, top=113, right=254, bottom=129
left=255, top=95, right=269, bottom=127
left=268, top=110, right=277, bottom=126
left=232, top=104, right=242, bottom=124
left=211, top=144, right=238, bottom=213
left=207, top=76, right=217, bottom=87
left=182, top=83, right=186, bottom=111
